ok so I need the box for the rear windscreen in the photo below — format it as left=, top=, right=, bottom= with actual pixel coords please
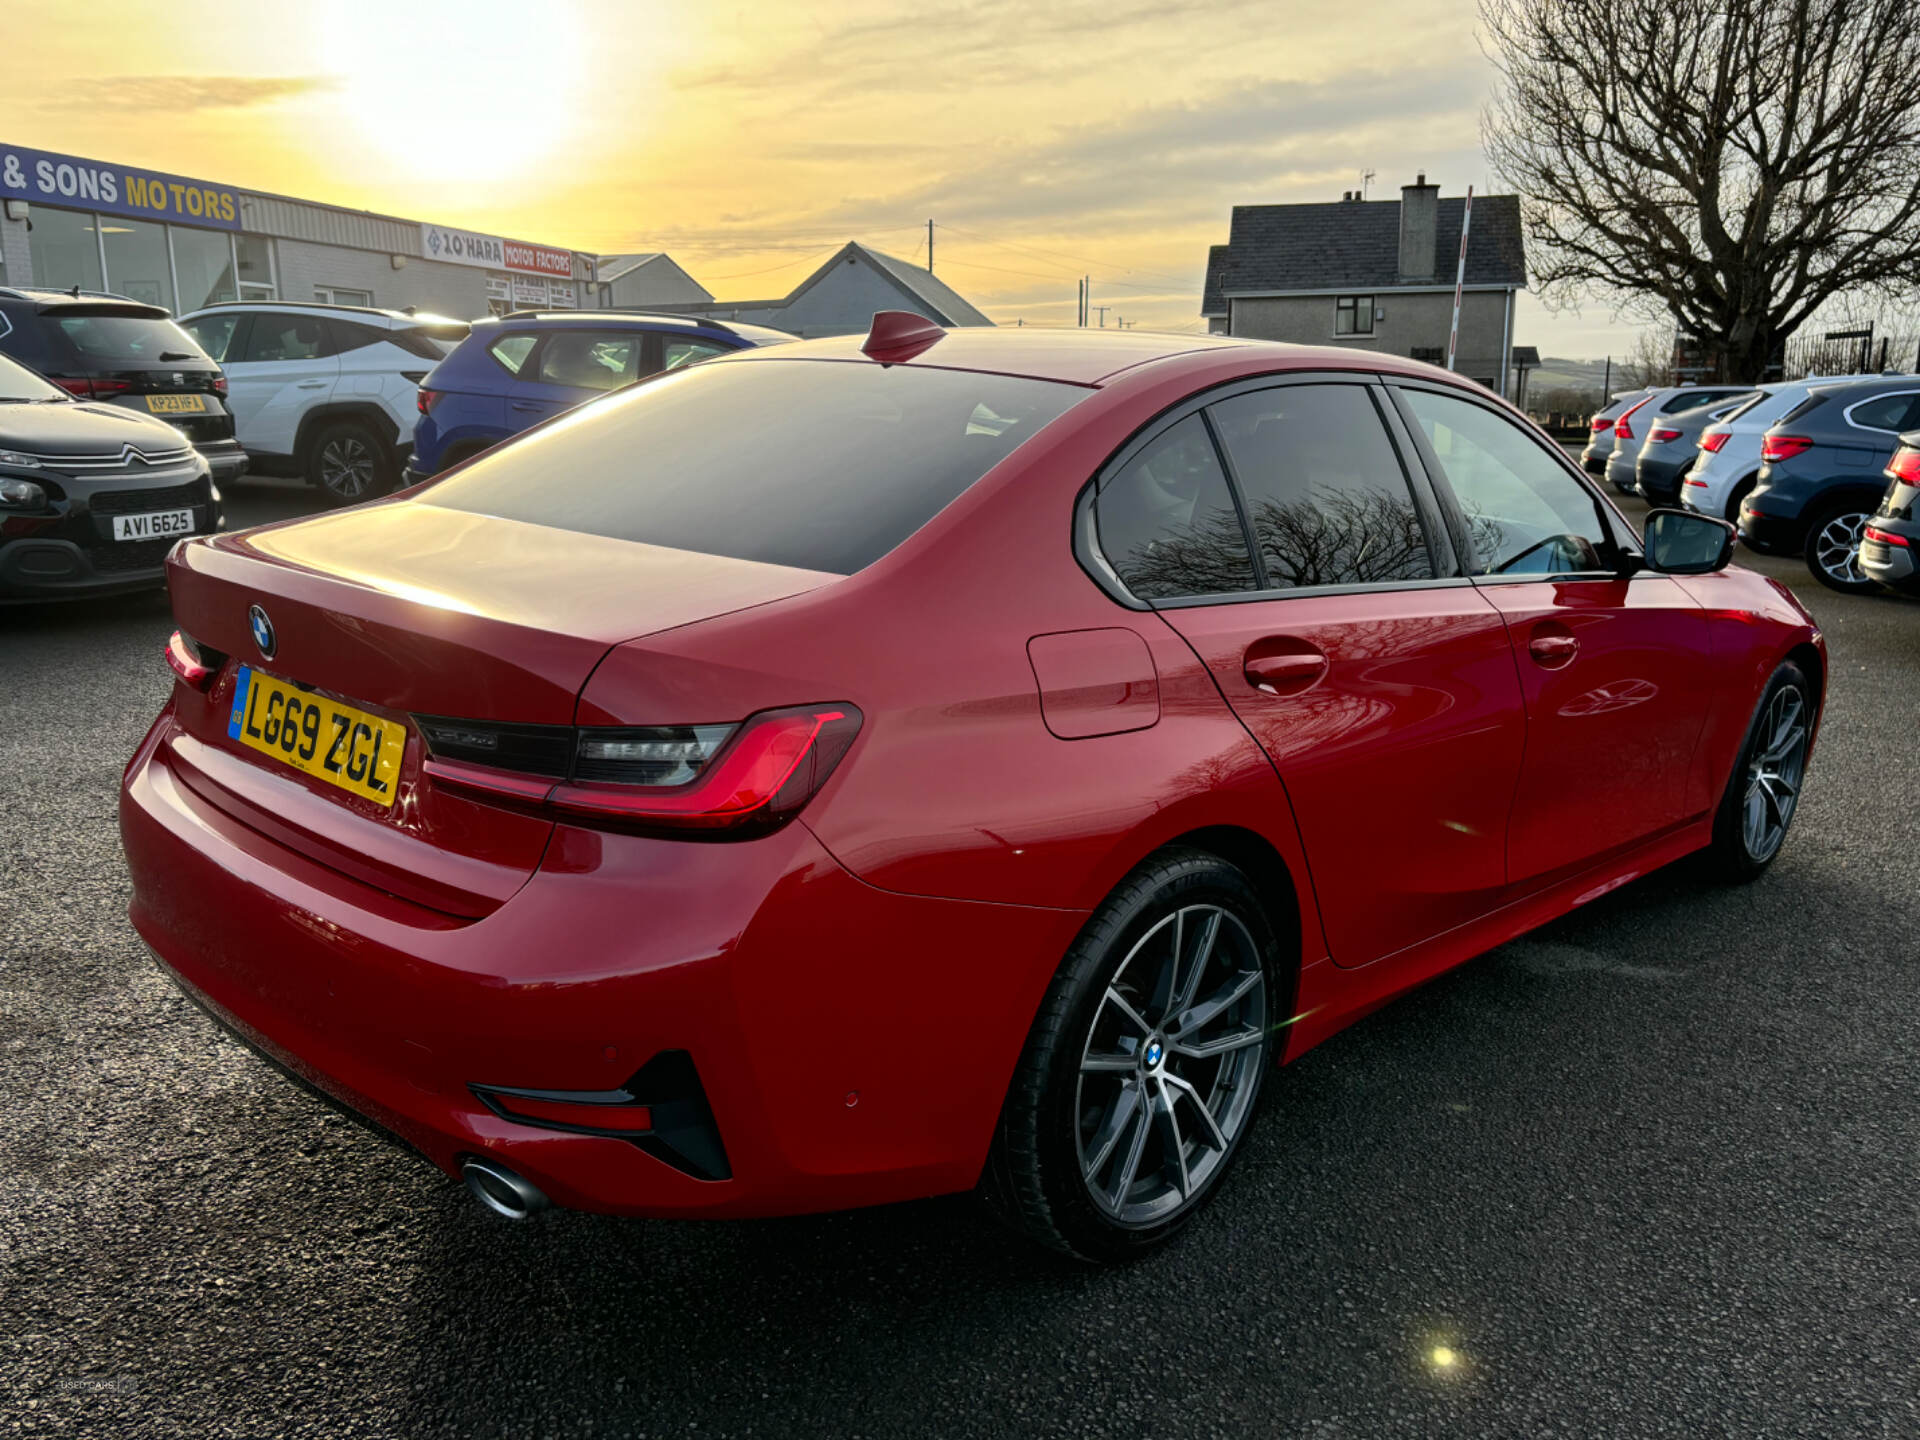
left=52, top=313, right=209, bottom=365
left=423, top=358, right=1087, bottom=574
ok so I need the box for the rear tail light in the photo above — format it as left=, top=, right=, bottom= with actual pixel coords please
left=419, top=704, right=863, bottom=836
left=1590, top=417, right=1613, bottom=433
left=1700, top=431, right=1731, bottom=453
left=211, top=374, right=228, bottom=397
left=1886, top=446, right=1920, bottom=485
left=1649, top=426, right=1682, bottom=443
left=417, top=387, right=443, bottom=416
left=165, top=629, right=221, bottom=690
left=1761, top=434, right=1814, bottom=463
left=53, top=378, right=94, bottom=398
left=1612, top=397, right=1653, bottom=442
left=1863, top=525, right=1909, bottom=548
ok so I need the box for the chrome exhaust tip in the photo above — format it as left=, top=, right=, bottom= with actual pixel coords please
left=460, top=1156, right=549, bottom=1221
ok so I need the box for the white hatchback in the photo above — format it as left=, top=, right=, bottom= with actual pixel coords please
left=1682, top=374, right=1882, bottom=521
left=179, top=303, right=468, bottom=504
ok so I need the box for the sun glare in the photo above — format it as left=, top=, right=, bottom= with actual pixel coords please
left=317, top=0, right=587, bottom=185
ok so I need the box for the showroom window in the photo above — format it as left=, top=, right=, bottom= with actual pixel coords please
left=236, top=234, right=275, bottom=300
left=26, top=207, right=104, bottom=291
left=99, top=216, right=174, bottom=309
left=173, top=225, right=238, bottom=310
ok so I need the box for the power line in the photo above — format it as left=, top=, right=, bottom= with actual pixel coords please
left=935, top=222, right=1195, bottom=290
left=703, top=245, right=839, bottom=281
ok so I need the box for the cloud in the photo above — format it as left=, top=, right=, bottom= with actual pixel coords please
left=36, top=75, right=335, bottom=113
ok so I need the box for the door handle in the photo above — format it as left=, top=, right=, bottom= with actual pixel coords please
left=510, top=401, right=543, bottom=412
left=295, top=380, right=328, bottom=389
left=1243, top=650, right=1329, bottom=696
left=1528, top=632, right=1579, bottom=668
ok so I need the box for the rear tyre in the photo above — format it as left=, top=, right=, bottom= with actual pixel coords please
left=982, top=848, right=1280, bottom=1263
left=1705, top=661, right=1814, bottom=882
left=307, top=421, right=395, bottom=506
left=1804, top=505, right=1878, bottom=593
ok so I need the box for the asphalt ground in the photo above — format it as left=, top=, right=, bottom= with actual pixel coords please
left=3, top=476, right=1916, bottom=1438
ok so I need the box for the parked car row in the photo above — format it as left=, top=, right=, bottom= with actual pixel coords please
left=0, top=284, right=794, bottom=602
left=1585, top=371, right=1920, bottom=596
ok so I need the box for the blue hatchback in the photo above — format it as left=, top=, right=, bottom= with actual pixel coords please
left=408, top=312, right=793, bottom=480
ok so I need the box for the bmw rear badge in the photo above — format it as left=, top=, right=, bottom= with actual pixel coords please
left=248, top=605, right=276, bottom=660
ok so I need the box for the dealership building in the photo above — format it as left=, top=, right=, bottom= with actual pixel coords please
left=0, top=142, right=626, bottom=320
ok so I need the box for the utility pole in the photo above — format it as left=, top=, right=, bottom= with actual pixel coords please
left=1601, top=355, right=1611, bottom=405
left=1444, top=185, right=1474, bottom=373
left=927, top=219, right=934, bottom=274
left=1092, top=305, right=1111, bottom=328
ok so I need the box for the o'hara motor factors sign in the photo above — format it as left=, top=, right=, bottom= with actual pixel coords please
left=421, top=224, right=572, bottom=277
left=1, top=144, right=242, bottom=231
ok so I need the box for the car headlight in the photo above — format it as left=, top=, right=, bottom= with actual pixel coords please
left=0, top=449, right=42, bottom=469
left=0, top=477, right=46, bottom=508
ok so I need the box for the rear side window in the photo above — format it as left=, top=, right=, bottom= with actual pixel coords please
left=52, top=313, right=208, bottom=364
left=1209, top=384, right=1436, bottom=588
left=240, top=314, right=334, bottom=363
left=1095, top=414, right=1256, bottom=600
left=487, top=333, right=538, bottom=374
left=424, top=360, right=1084, bottom=574
left=1776, top=394, right=1829, bottom=427
left=663, top=338, right=730, bottom=371
left=390, top=327, right=462, bottom=360
left=1847, top=391, right=1920, bottom=433
left=329, top=320, right=389, bottom=353
left=180, top=313, right=240, bottom=361
left=537, top=331, right=639, bottom=391
left=1401, top=388, right=1615, bottom=575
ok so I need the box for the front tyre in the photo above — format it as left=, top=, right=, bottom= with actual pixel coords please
left=983, top=848, right=1280, bottom=1262
left=1706, top=661, right=1814, bottom=881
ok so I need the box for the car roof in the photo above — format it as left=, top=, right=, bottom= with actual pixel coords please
left=478, top=311, right=795, bottom=343
left=0, top=286, right=170, bottom=318
left=1807, top=374, right=1918, bottom=398
left=183, top=300, right=464, bottom=328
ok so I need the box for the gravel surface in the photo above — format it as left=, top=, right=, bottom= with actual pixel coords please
left=3, top=480, right=1916, bottom=1438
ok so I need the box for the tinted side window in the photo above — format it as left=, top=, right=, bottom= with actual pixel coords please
left=1400, top=388, right=1615, bottom=575
left=1210, top=384, right=1435, bottom=588
left=662, top=338, right=731, bottom=372
left=1848, top=391, right=1920, bottom=432
left=181, top=313, right=239, bottom=361
left=1095, top=414, right=1256, bottom=600
left=487, top=333, right=538, bottom=375
left=537, top=331, right=639, bottom=391
left=328, top=320, right=388, bottom=353
left=241, top=314, right=333, bottom=362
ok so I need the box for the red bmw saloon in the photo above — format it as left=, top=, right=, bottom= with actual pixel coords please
left=122, top=316, right=1823, bottom=1261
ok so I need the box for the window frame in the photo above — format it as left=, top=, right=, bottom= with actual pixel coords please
left=1843, top=389, right=1920, bottom=435
left=1073, top=371, right=1467, bottom=611
left=1383, top=377, right=1644, bottom=584
left=1334, top=294, right=1375, bottom=337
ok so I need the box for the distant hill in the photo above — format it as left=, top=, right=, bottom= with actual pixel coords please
left=1527, top=357, right=1627, bottom=396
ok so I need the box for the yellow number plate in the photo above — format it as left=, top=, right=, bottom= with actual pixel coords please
left=228, top=667, right=405, bottom=807
left=146, top=393, right=209, bottom=414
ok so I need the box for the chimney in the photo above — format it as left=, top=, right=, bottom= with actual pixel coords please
left=1398, top=173, right=1439, bottom=281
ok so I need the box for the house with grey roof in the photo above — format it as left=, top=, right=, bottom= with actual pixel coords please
left=669, top=241, right=993, bottom=338
left=593, top=253, right=713, bottom=309
left=1202, top=176, right=1527, bottom=396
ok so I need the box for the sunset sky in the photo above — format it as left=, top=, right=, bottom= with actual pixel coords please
left=13, top=0, right=1651, bottom=357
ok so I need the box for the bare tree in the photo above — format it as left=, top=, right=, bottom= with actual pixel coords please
left=1483, top=0, right=1920, bottom=381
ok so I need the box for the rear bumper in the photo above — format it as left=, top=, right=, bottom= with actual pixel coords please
left=1636, top=456, right=1689, bottom=506
left=1859, top=531, right=1917, bottom=589
left=1580, top=447, right=1609, bottom=475
left=1604, top=453, right=1640, bottom=492
left=120, top=710, right=1080, bottom=1219
left=1736, top=507, right=1804, bottom=556
left=196, top=438, right=249, bottom=483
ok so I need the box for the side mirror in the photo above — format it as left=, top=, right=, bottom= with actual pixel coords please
left=1642, top=508, right=1735, bottom=574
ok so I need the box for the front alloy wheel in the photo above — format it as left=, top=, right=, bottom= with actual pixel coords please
left=1740, top=683, right=1809, bottom=864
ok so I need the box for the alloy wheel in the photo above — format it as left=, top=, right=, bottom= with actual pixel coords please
left=1811, top=511, right=1869, bottom=586
left=1742, top=684, right=1809, bottom=863
left=1075, top=904, right=1267, bottom=1228
left=319, top=436, right=376, bottom=498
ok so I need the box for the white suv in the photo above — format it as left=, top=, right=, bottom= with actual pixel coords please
left=178, top=303, right=469, bottom=504
left=1681, top=373, right=1882, bottom=522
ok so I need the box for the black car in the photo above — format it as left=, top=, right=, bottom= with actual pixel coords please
left=0, top=350, right=221, bottom=602
left=1859, top=431, right=1919, bottom=596
left=0, top=288, right=246, bottom=484
left=1737, top=375, right=1920, bottom=592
